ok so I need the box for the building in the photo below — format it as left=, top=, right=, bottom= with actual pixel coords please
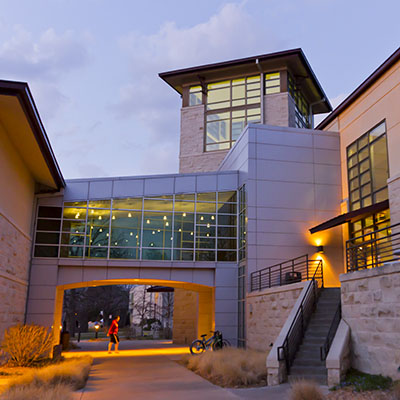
left=1, top=47, right=399, bottom=383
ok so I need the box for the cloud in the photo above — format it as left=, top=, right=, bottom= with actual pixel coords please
left=0, top=26, right=91, bottom=121
left=0, top=26, right=90, bottom=80
left=108, top=2, right=282, bottom=175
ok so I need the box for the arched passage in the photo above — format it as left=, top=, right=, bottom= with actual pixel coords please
left=52, top=279, right=214, bottom=346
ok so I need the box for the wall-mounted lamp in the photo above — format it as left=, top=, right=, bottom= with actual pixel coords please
left=316, top=245, right=324, bottom=254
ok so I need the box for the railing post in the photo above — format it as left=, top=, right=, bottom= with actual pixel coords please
left=280, top=263, right=282, bottom=285
left=269, top=268, right=271, bottom=288
left=306, top=254, right=309, bottom=281
left=321, top=260, right=324, bottom=288
left=259, top=272, right=261, bottom=291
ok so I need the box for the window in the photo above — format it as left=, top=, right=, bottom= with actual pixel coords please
left=288, top=73, right=310, bottom=128
left=196, top=75, right=261, bottom=152
left=33, top=191, right=238, bottom=262
left=346, top=121, right=389, bottom=212
left=264, top=72, right=280, bottom=94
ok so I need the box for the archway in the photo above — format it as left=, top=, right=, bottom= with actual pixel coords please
left=52, top=279, right=214, bottom=347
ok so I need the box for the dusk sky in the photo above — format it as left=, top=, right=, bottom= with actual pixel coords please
left=1, top=0, right=399, bottom=179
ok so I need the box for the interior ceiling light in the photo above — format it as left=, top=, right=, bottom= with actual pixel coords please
left=112, top=215, right=116, bottom=220
left=147, top=219, right=150, bottom=224
left=183, top=212, right=186, bottom=217
left=165, top=222, right=169, bottom=226
left=98, top=216, right=102, bottom=220
left=207, top=223, right=210, bottom=228
left=190, top=232, right=193, bottom=236
left=130, top=232, right=133, bottom=236
left=211, top=216, right=215, bottom=220
left=128, top=213, right=132, bottom=218
left=178, top=228, right=182, bottom=232
left=152, top=231, right=155, bottom=235
left=163, top=216, right=167, bottom=220
left=99, top=228, right=103, bottom=232
left=200, top=216, right=204, bottom=221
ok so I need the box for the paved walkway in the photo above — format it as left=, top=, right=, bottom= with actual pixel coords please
left=69, top=340, right=293, bottom=400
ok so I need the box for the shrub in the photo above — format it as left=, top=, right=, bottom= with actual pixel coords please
left=333, top=368, right=393, bottom=392
left=290, top=380, right=325, bottom=400
left=0, top=382, right=72, bottom=400
left=181, top=347, right=267, bottom=387
left=1, top=325, right=53, bottom=367
left=5, top=356, right=92, bottom=391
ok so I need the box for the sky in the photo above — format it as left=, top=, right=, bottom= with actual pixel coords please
left=1, top=0, right=399, bottom=179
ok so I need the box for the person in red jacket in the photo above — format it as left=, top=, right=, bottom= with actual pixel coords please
left=107, top=316, right=120, bottom=353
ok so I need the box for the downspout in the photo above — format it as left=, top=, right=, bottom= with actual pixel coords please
left=255, top=59, right=264, bottom=124
left=309, top=98, right=326, bottom=129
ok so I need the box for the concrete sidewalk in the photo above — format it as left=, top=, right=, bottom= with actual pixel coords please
left=70, top=340, right=292, bottom=400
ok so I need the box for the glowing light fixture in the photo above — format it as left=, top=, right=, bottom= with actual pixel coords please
left=128, top=213, right=132, bottom=218
left=91, top=210, right=94, bottom=214
left=75, top=212, right=80, bottom=219
left=152, top=231, right=155, bottom=235
left=112, top=215, right=116, bottom=220
left=130, top=232, right=133, bottom=236
left=98, top=215, right=102, bottom=220
left=182, top=212, right=186, bottom=217
left=206, top=233, right=210, bottom=237
left=211, top=216, right=215, bottom=220
left=106, top=233, right=109, bottom=237
left=163, top=216, right=167, bottom=220
left=147, top=219, right=150, bottom=224
left=190, top=232, right=193, bottom=236
left=200, top=216, right=204, bottom=221
left=178, top=228, right=182, bottom=232
left=316, top=245, right=324, bottom=254
left=207, top=223, right=210, bottom=228
left=165, top=222, right=169, bottom=226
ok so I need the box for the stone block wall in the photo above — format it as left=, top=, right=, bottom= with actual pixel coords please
left=246, top=281, right=305, bottom=351
left=179, top=104, right=229, bottom=173
left=340, top=263, right=400, bottom=380
left=0, top=213, right=30, bottom=340
left=172, top=288, right=198, bottom=345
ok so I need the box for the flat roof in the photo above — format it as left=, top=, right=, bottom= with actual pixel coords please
left=159, top=48, right=332, bottom=114
left=0, top=80, right=65, bottom=189
left=317, top=47, right=400, bottom=129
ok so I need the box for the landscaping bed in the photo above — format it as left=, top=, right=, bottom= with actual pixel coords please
left=0, top=356, right=93, bottom=400
left=180, top=347, right=268, bottom=388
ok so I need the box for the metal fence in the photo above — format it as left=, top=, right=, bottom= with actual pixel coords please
left=250, top=254, right=324, bottom=291
left=346, top=223, right=400, bottom=272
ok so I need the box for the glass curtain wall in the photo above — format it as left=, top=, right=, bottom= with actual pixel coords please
left=288, top=73, right=310, bottom=128
left=34, top=191, right=238, bottom=262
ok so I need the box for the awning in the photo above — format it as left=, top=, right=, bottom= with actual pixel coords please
left=309, top=199, right=389, bottom=234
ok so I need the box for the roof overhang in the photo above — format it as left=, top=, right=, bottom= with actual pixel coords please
left=309, top=200, right=389, bottom=234
left=0, top=80, right=65, bottom=191
left=159, top=48, right=331, bottom=114
left=317, top=47, right=400, bottom=129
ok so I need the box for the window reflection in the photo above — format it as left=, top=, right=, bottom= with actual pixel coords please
left=34, top=190, right=238, bottom=262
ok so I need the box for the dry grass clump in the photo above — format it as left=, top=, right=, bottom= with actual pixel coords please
left=0, top=382, right=72, bottom=400
left=180, top=347, right=267, bottom=387
left=394, top=381, right=400, bottom=400
left=290, top=380, right=325, bottom=400
left=4, top=356, right=92, bottom=392
left=1, top=325, right=53, bottom=367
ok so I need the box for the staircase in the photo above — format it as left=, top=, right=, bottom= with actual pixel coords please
left=288, top=288, right=341, bottom=384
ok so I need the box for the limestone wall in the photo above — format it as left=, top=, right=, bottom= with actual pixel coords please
left=179, top=104, right=228, bottom=173
left=246, top=281, right=305, bottom=351
left=172, top=288, right=198, bottom=345
left=0, top=213, right=30, bottom=340
left=340, top=263, right=400, bottom=380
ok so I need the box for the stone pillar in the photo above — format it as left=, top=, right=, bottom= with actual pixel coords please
left=179, top=105, right=229, bottom=173
left=263, top=93, right=291, bottom=127
left=388, top=173, right=400, bottom=226
left=197, top=289, right=214, bottom=338
left=52, top=287, right=64, bottom=346
left=172, top=288, right=198, bottom=345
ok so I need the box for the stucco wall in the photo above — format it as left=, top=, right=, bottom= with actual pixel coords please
left=246, top=281, right=304, bottom=351
left=0, top=123, right=35, bottom=340
left=388, top=173, right=400, bottom=225
left=322, top=59, right=400, bottom=204
left=340, top=263, right=400, bottom=380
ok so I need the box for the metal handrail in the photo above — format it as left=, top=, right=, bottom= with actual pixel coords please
left=346, top=222, right=400, bottom=272
left=277, top=260, right=323, bottom=374
left=250, top=254, right=324, bottom=291
left=320, top=302, right=341, bottom=361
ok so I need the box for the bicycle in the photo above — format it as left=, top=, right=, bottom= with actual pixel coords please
left=189, top=330, right=231, bottom=355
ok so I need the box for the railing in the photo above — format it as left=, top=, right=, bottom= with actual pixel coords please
left=320, top=302, right=341, bottom=361
left=277, top=261, right=323, bottom=374
left=346, top=222, right=400, bottom=272
left=250, top=254, right=324, bottom=291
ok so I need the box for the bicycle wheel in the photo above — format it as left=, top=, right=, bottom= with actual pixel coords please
left=222, top=339, right=231, bottom=348
left=212, top=338, right=223, bottom=351
left=190, top=339, right=205, bottom=355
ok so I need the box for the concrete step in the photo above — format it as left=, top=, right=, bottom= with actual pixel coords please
left=290, top=365, right=327, bottom=376
left=288, top=373, right=327, bottom=385
left=296, top=349, right=321, bottom=359
left=301, top=337, right=325, bottom=345
left=292, top=357, right=325, bottom=367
